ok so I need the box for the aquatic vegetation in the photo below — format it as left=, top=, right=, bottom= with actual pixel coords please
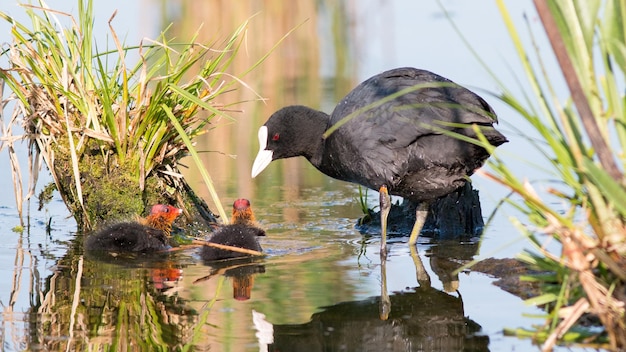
left=457, top=0, right=626, bottom=349
left=0, top=0, right=268, bottom=230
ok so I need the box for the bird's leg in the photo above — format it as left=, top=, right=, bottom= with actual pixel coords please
left=379, top=256, right=391, bottom=320
left=408, top=201, right=431, bottom=246
left=409, top=246, right=431, bottom=288
left=379, top=185, right=391, bottom=259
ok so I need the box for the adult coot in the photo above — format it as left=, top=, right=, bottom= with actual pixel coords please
left=200, top=198, right=265, bottom=261
left=251, top=67, right=507, bottom=255
left=85, top=204, right=183, bottom=253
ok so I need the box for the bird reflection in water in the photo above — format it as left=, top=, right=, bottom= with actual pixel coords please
left=251, top=225, right=484, bottom=351
left=252, top=237, right=484, bottom=351
left=356, top=181, right=485, bottom=320
left=150, top=263, right=184, bottom=294
left=195, top=258, right=265, bottom=301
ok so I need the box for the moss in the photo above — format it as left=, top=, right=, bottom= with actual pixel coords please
left=81, top=161, right=144, bottom=228
left=48, top=140, right=140, bottom=230
left=37, top=182, right=57, bottom=211
left=47, top=136, right=218, bottom=233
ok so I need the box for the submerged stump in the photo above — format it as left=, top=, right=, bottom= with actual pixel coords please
left=355, top=182, right=484, bottom=240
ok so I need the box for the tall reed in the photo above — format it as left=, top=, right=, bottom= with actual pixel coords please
left=473, top=1, right=626, bottom=349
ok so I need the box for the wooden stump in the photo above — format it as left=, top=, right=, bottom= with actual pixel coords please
left=355, top=182, right=484, bottom=240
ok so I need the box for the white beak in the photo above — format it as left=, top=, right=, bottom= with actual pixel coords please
left=251, top=126, right=273, bottom=178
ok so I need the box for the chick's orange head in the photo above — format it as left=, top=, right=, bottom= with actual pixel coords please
left=150, top=204, right=183, bottom=224
left=231, top=198, right=254, bottom=224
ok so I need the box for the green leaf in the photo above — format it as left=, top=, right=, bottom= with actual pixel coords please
left=525, top=293, right=558, bottom=306
left=161, top=104, right=228, bottom=223
left=583, top=158, right=626, bottom=217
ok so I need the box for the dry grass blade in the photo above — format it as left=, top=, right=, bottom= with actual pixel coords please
left=542, top=298, right=589, bottom=351
left=167, top=239, right=265, bottom=257
left=192, top=239, right=264, bottom=257
left=1, top=82, right=25, bottom=225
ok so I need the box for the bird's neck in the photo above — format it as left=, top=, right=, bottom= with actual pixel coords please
left=142, top=215, right=173, bottom=236
left=299, top=108, right=330, bottom=168
left=231, top=208, right=255, bottom=225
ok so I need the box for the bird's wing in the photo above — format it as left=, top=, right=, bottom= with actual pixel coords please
left=331, top=68, right=498, bottom=150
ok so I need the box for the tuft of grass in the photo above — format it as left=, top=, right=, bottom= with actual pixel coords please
left=441, top=0, right=626, bottom=349
left=0, top=0, right=274, bottom=229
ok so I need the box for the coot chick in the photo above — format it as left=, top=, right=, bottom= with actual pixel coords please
left=251, top=67, right=507, bottom=255
left=85, top=204, right=183, bottom=253
left=200, top=198, right=265, bottom=261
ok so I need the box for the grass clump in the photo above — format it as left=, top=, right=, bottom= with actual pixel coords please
left=0, top=0, right=262, bottom=230
left=461, top=0, right=626, bottom=350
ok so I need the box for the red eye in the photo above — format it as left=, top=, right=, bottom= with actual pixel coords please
left=272, top=133, right=280, bottom=141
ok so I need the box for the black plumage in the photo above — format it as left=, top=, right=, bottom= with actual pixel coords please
left=200, top=224, right=265, bottom=261
left=251, top=67, right=507, bottom=255
left=84, top=204, right=182, bottom=253
left=84, top=222, right=169, bottom=253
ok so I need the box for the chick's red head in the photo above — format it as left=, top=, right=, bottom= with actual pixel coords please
left=233, top=198, right=251, bottom=211
left=150, top=204, right=183, bottom=224
left=231, top=198, right=254, bottom=224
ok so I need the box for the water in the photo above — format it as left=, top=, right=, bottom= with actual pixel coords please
left=0, top=0, right=587, bottom=351
left=0, top=177, right=543, bottom=351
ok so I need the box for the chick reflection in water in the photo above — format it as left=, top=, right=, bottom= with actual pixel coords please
left=195, top=258, right=265, bottom=301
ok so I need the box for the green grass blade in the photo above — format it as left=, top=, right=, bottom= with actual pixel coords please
left=162, top=103, right=227, bottom=223
left=583, top=158, right=626, bottom=218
